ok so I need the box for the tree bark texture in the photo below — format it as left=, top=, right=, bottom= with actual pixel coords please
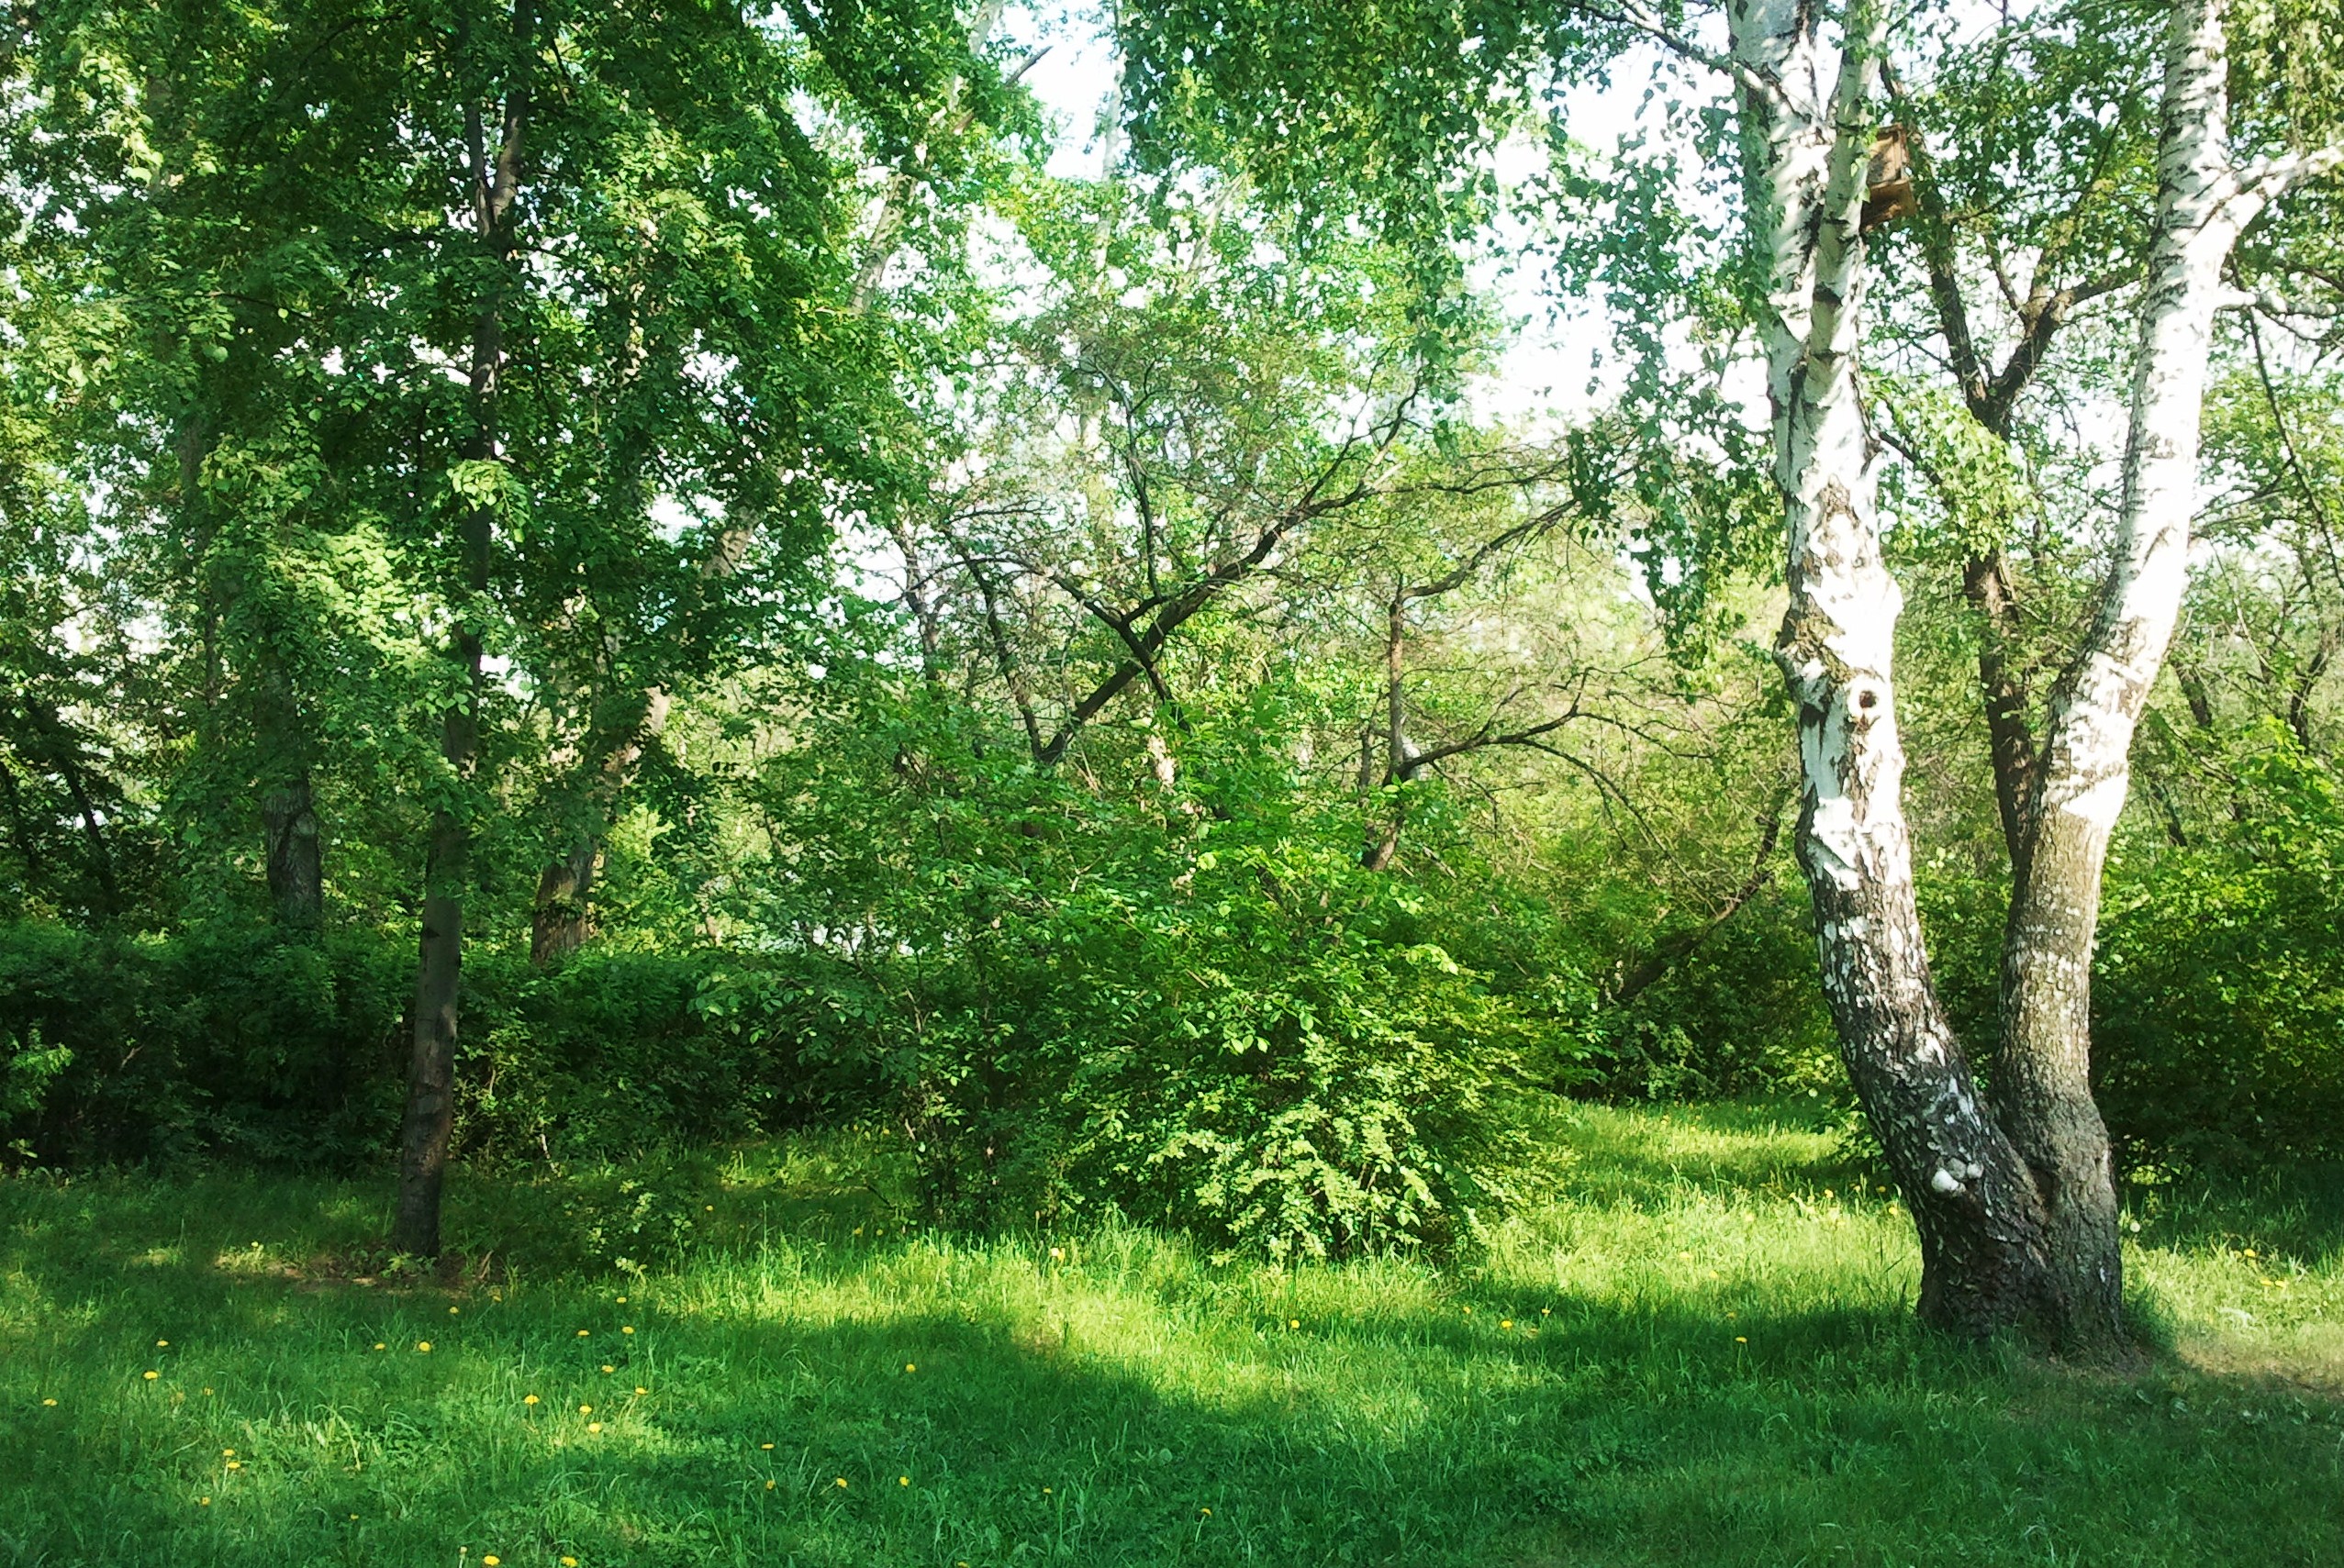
left=393, top=14, right=529, bottom=1258
left=1732, top=0, right=2060, bottom=1338
left=262, top=774, right=322, bottom=929
left=1992, top=0, right=2331, bottom=1349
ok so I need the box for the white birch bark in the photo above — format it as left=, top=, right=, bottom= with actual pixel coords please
left=1734, top=0, right=2059, bottom=1334
left=1996, top=0, right=2344, bottom=1345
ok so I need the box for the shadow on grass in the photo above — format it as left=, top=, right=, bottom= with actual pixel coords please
left=4, top=1162, right=2342, bottom=1568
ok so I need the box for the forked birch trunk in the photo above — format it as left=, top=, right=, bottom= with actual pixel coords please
left=1733, top=0, right=2059, bottom=1336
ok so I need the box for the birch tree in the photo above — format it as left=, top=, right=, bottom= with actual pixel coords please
left=1118, top=0, right=2341, bottom=1341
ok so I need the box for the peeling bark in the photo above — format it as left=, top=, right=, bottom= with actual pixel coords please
left=1733, top=0, right=2059, bottom=1337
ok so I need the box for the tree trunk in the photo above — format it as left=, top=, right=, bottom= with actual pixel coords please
left=530, top=837, right=599, bottom=967
left=392, top=16, right=529, bottom=1258
left=262, top=773, right=322, bottom=929
left=1992, top=0, right=2318, bottom=1350
left=1734, top=0, right=2060, bottom=1337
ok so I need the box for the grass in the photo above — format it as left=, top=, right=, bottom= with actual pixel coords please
left=2, top=1100, right=2340, bottom=1567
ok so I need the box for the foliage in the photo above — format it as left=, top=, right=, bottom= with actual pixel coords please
left=2097, top=737, right=2344, bottom=1172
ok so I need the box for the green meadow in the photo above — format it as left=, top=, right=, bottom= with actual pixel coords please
left=3, top=1101, right=2338, bottom=1568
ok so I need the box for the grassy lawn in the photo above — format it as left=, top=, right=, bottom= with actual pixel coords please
left=3, top=1100, right=2339, bottom=1567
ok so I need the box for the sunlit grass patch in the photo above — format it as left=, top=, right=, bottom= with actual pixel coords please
left=1, top=1101, right=2338, bottom=1567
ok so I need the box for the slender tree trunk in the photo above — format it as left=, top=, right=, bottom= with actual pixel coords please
left=1734, top=0, right=2059, bottom=1337
left=262, top=773, right=322, bottom=929
left=1992, top=0, right=2323, bottom=1350
left=392, top=17, right=529, bottom=1257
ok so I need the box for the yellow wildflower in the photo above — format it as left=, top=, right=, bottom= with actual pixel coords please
left=41, top=1398, right=57, bottom=1407
left=222, top=1449, right=234, bottom=1457
left=1288, top=1318, right=1299, bottom=1329
left=417, top=1341, right=431, bottom=1352
left=142, top=1371, right=159, bottom=1381
left=834, top=1477, right=848, bottom=1489
left=899, top=1475, right=910, bottom=1486
left=633, top=1385, right=647, bottom=1395
left=601, top=1364, right=615, bottom=1373
left=1200, top=1507, right=1211, bottom=1517
left=576, top=1329, right=589, bottom=1338
left=765, top=1480, right=776, bottom=1490
left=156, top=1340, right=169, bottom=1348
left=225, top=1462, right=241, bottom=1471
left=586, top=1422, right=602, bottom=1433
left=1735, top=1336, right=1748, bottom=1344
left=563, top=1559, right=579, bottom=1566
left=579, top=1404, right=593, bottom=1415
left=620, top=1326, right=634, bottom=1335
left=904, top=1363, right=916, bottom=1373
left=524, top=1395, right=540, bottom=1406
left=373, top=1342, right=386, bottom=1351
left=1500, top=1320, right=1512, bottom=1329
left=483, top=1556, right=500, bottom=1565
left=198, top=1497, right=210, bottom=1507
left=449, top=1307, right=460, bottom=1315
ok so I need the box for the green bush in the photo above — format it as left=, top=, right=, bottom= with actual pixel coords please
left=2095, top=742, right=2344, bottom=1172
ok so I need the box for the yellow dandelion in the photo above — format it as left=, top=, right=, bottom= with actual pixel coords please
left=899, top=1475, right=910, bottom=1486
left=601, top=1364, right=615, bottom=1373
left=1462, top=1305, right=1471, bottom=1315
left=349, top=1514, right=358, bottom=1521
left=765, top=1480, right=776, bottom=1491
left=222, top=1449, right=235, bottom=1457
left=904, top=1362, right=916, bottom=1373
left=834, top=1477, right=848, bottom=1489
left=374, top=1342, right=386, bottom=1351
left=203, top=1387, right=213, bottom=1395
left=1541, top=1307, right=1550, bottom=1316
left=705, top=1205, right=713, bottom=1211
left=483, top=1556, right=500, bottom=1565
left=1678, top=1251, right=1693, bottom=1260
left=579, top=1404, right=593, bottom=1415
left=563, top=1559, right=579, bottom=1566
left=617, top=1296, right=627, bottom=1304
left=225, top=1461, right=241, bottom=1471
left=576, top=1329, right=589, bottom=1338
left=1501, top=1319, right=1512, bottom=1329
left=633, top=1385, right=647, bottom=1395
left=156, top=1340, right=169, bottom=1348
left=761, top=1442, right=775, bottom=1451
left=524, top=1395, right=540, bottom=1406
left=1735, top=1336, right=1748, bottom=1344
left=449, top=1307, right=460, bottom=1315
left=142, top=1371, right=159, bottom=1381
left=1200, top=1507, right=1211, bottom=1517
left=417, top=1341, right=431, bottom=1352
left=1043, top=1487, right=1053, bottom=1496
left=620, top=1326, right=634, bottom=1335
left=198, top=1497, right=210, bottom=1507
left=586, top=1422, right=602, bottom=1433
left=1048, top=1246, right=1064, bottom=1261
left=42, top=1398, right=57, bottom=1407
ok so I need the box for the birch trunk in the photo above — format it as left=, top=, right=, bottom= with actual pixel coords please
left=1994, top=0, right=2317, bottom=1348
left=1734, top=0, right=2059, bottom=1335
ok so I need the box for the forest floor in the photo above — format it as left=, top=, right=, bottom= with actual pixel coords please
left=2, top=1100, right=2340, bottom=1567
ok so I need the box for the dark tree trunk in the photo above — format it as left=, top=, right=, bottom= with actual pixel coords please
left=262, top=774, right=322, bottom=929
left=530, top=837, right=598, bottom=967
left=391, top=12, right=529, bottom=1257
